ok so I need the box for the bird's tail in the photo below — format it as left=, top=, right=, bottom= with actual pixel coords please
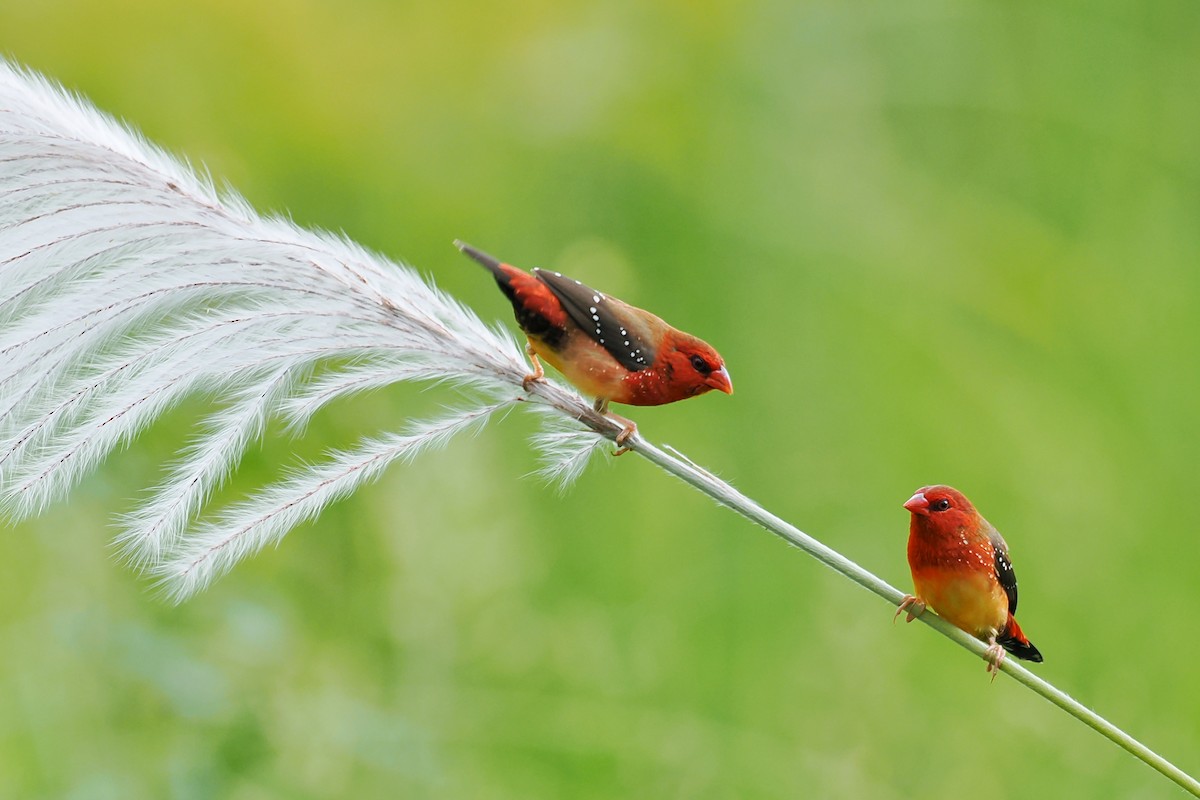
left=455, top=240, right=510, bottom=281
left=997, top=614, right=1043, bottom=662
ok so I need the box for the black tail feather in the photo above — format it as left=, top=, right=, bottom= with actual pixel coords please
left=454, top=240, right=508, bottom=280
left=998, top=634, right=1043, bottom=663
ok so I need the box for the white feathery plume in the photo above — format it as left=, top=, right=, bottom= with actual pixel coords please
left=158, top=403, right=505, bottom=601
left=0, top=59, right=618, bottom=599
left=115, top=368, right=297, bottom=567
left=530, top=409, right=611, bottom=490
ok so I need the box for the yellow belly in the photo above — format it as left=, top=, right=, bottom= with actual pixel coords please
left=529, top=332, right=631, bottom=402
left=913, top=568, right=1007, bottom=639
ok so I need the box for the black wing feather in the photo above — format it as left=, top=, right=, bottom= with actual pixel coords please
left=533, top=269, right=655, bottom=372
left=990, top=529, right=1019, bottom=616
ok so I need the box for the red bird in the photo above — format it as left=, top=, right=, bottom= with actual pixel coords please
left=456, top=241, right=732, bottom=449
left=896, top=485, right=1042, bottom=678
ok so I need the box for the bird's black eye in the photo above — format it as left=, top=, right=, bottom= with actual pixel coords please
left=931, top=498, right=951, bottom=512
left=689, top=354, right=712, bottom=375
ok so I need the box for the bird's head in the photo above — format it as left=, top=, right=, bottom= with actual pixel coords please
left=662, top=334, right=733, bottom=398
left=904, top=485, right=977, bottom=532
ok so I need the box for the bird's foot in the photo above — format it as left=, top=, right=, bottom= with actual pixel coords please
left=612, top=420, right=637, bottom=456
left=894, top=595, right=927, bottom=623
left=592, top=399, right=637, bottom=455
left=984, top=639, right=1006, bottom=682
left=522, top=345, right=545, bottom=392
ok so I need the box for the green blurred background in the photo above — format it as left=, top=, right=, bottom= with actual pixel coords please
left=2, top=1, right=1198, bottom=797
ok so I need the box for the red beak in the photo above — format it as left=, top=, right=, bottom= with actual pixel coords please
left=903, top=491, right=929, bottom=513
left=708, top=366, right=733, bottom=395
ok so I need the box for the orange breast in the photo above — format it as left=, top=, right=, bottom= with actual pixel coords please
left=908, top=529, right=1008, bottom=640
left=911, top=566, right=1008, bottom=639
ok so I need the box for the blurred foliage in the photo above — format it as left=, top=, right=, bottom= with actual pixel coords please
left=2, top=1, right=1199, bottom=797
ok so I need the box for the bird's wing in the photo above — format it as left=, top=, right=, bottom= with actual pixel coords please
left=534, top=269, right=660, bottom=372
left=988, top=523, right=1019, bottom=615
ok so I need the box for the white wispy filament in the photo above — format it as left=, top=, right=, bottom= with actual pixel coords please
left=0, top=60, right=614, bottom=598
left=162, top=404, right=504, bottom=601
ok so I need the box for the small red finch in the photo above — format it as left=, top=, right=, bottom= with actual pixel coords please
left=896, top=485, right=1043, bottom=678
left=456, top=241, right=732, bottom=449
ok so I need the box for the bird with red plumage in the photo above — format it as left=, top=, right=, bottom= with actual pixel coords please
left=896, top=485, right=1042, bottom=679
left=456, top=241, right=732, bottom=451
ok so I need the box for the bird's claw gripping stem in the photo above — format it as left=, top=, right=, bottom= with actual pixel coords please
left=594, top=398, right=637, bottom=455
left=894, top=595, right=927, bottom=623
left=522, top=343, right=545, bottom=391
left=984, top=640, right=1006, bottom=682
left=613, top=423, right=636, bottom=456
